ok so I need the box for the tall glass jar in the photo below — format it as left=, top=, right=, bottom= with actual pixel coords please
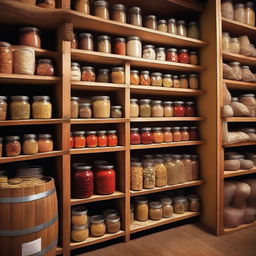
left=152, top=100, right=163, bottom=117
left=130, top=128, right=141, bottom=145
left=229, top=62, right=242, bottom=80
left=173, top=155, right=186, bottom=184
left=72, top=206, right=88, bottom=226
left=22, top=134, right=38, bottom=155
left=189, top=74, right=199, bottom=89
left=234, top=3, right=245, bottom=23
left=114, top=38, right=126, bottom=55
left=32, top=96, right=52, bottom=119
left=149, top=201, right=163, bottom=221
left=188, top=22, right=200, bottom=39
left=191, top=154, right=199, bottom=180
left=107, top=130, right=118, bottom=146
left=174, top=196, right=186, bottom=214
left=163, top=127, right=173, bottom=143
left=180, top=75, right=188, bottom=88
left=239, top=94, right=256, bottom=117
left=168, top=18, right=177, bottom=34
left=136, top=197, right=149, bottom=221
left=221, top=0, right=234, bottom=19
left=154, top=158, right=167, bottom=187
left=36, top=59, right=54, bottom=76
left=181, top=127, right=190, bottom=141
left=163, top=74, right=173, bottom=88
left=71, top=97, right=79, bottom=118
left=230, top=38, right=240, bottom=54
left=158, top=20, right=168, bottom=32
left=143, top=162, right=155, bottom=189
left=222, top=32, right=231, bottom=52
left=97, top=35, right=111, bottom=53
left=245, top=2, right=255, bottom=26
left=74, top=131, right=86, bottom=148
left=152, top=127, right=164, bottom=143
left=37, top=0, right=55, bottom=8
left=95, top=165, right=115, bottom=194
left=145, top=15, right=157, bottom=30
left=10, top=96, right=30, bottom=120
left=79, top=33, right=94, bottom=51
left=141, top=128, right=153, bottom=144
left=127, top=36, right=142, bottom=58
left=112, top=4, right=126, bottom=23
left=71, top=62, right=81, bottom=81
left=130, top=70, right=140, bottom=85
left=188, top=194, right=200, bottom=212
left=177, top=20, right=187, bottom=36
left=71, top=33, right=78, bottom=49
left=0, top=42, right=12, bottom=74
left=98, top=130, right=107, bottom=147
left=130, top=162, right=143, bottom=191
left=74, top=0, right=90, bottom=14
left=182, top=154, right=193, bottom=182
left=190, top=126, right=198, bottom=141
left=130, top=99, right=139, bottom=117
left=164, top=157, right=178, bottom=185
left=19, top=27, right=41, bottom=48
left=92, top=96, right=111, bottom=118
left=139, top=99, right=151, bottom=117
left=14, top=47, right=35, bottom=75
left=0, top=96, right=7, bottom=120
left=189, top=51, right=199, bottom=65
left=140, top=71, right=150, bottom=86
left=173, top=77, right=182, bottom=89
left=129, top=7, right=142, bottom=26
left=94, top=0, right=109, bottom=19
left=161, top=197, right=173, bottom=218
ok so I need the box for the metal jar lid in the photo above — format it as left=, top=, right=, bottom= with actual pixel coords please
left=112, top=4, right=125, bottom=10
left=90, top=215, right=105, bottom=224
left=0, top=96, right=7, bottom=100
left=168, top=18, right=176, bottom=23
left=131, top=161, right=142, bottom=167
left=131, top=70, right=139, bottom=74
left=6, top=136, right=20, bottom=142
left=73, top=131, right=86, bottom=136
left=163, top=101, right=173, bottom=105
left=86, top=131, right=97, bottom=135
left=97, top=165, right=114, bottom=169
left=91, top=96, right=110, bottom=101
left=136, top=196, right=148, bottom=204
left=20, top=27, right=40, bottom=34
left=94, top=0, right=109, bottom=7
left=82, top=66, right=95, bottom=71
left=107, top=130, right=117, bottom=134
left=0, top=41, right=11, bottom=47
left=143, top=44, right=155, bottom=49
left=115, top=37, right=126, bottom=42
left=38, top=59, right=52, bottom=64
left=127, top=36, right=141, bottom=41
left=106, top=215, right=120, bottom=223
left=38, top=134, right=52, bottom=139
left=141, top=127, right=152, bottom=132
left=71, top=62, right=80, bottom=67
left=11, top=96, right=29, bottom=101
left=72, top=206, right=88, bottom=216
left=97, top=35, right=111, bottom=41
left=151, top=100, right=162, bottom=104
left=73, top=164, right=92, bottom=170
left=71, top=96, right=79, bottom=101
left=151, top=72, right=163, bottom=77
left=129, top=7, right=141, bottom=13
left=158, top=19, right=167, bottom=25
left=33, top=96, right=50, bottom=101
left=79, top=33, right=93, bottom=39
left=152, top=127, right=162, bottom=131
left=146, top=15, right=157, bottom=20
left=111, top=106, right=122, bottom=109
left=112, top=67, right=124, bottom=72
left=23, top=134, right=36, bottom=140
left=139, top=99, right=151, bottom=104
left=149, top=201, right=163, bottom=209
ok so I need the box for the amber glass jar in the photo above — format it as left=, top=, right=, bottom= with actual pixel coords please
left=92, top=96, right=111, bottom=118
left=168, top=18, right=177, bottom=34
left=32, top=96, right=52, bottom=119
left=94, top=0, right=109, bottom=20
left=82, top=67, right=96, bottom=82
left=71, top=97, right=79, bottom=118
left=139, top=99, right=151, bottom=117
left=161, top=197, right=173, bottom=218
left=181, top=127, right=190, bottom=141
left=72, top=206, right=88, bottom=226
left=158, top=20, right=168, bottom=32
left=173, top=127, right=182, bottom=142
left=163, top=74, right=172, bottom=87
left=245, top=2, right=255, bottom=26
left=136, top=197, right=149, bottom=221
left=188, top=194, right=200, bottom=212
left=97, top=69, right=110, bottom=83
left=130, top=70, right=140, bottom=85
left=19, top=27, right=41, bottom=48
left=234, top=4, right=245, bottom=24
left=6, top=136, right=21, bottom=157
left=0, top=42, right=13, bottom=74
left=180, top=75, right=188, bottom=88
left=79, top=33, right=94, bottom=51
left=145, top=15, right=157, bottom=30
left=10, top=96, right=30, bottom=120
left=22, top=134, right=38, bottom=155
left=172, top=75, right=180, bottom=88
left=152, top=127, right=164, bottom=143
left=152, top=100, right=163, bottom=117
left=163, top=127, right=173, bottom=142
left=183, top=154, right=193, bottom=182
left=71, top=224, right=89, bottom=242
left=149, top=201, right=163, bottom=221
left=189, top=51, right=198, bottom=65
left=74, top=0, right=90, bottom=14
left=111, top=67, right=125, bottom=84
left=189, top=74, right=199, bottom=89
left=130, top=99, right=139, bottom=117
left=36, top=59, right=54, bottom=76
left=0, top=96, right=7, bottom=121
left=129, top=7, right=142, bottom=26
left=112, top=4, right=126, bottom=23
left=90, top=215, right=106, bottom=237
left=38, top=134, right=53, bottom=153
left=174, top=196, right=186, bottom=214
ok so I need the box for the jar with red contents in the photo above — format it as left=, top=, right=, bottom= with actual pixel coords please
left=173, top=101, right=185, bottom=117
left=74, top=131, right=86, bottom=148
left=163, top=127, right=173, bottom=142
left=152, top=127, right=164, bottom=143
left=114, top=38, right=126, bottom=55
left=107, top=130, right=118, bottom=147
left=190, top=127, right=198, bottom=141
left=181, top=127, right=190, bottom=141
left=185, top=102, right=196, bottom=117
left=86, top=131, right=98, bottom=148
left=178, top=49, right=189, bottom=64
left=98, top=130, right=107, bottom=147
left=70, top=132, right=74, bottom=149
left=173, top=127, right=182, bottom=142
left=166, top=48, right=178, bottom=62
left=130, top=128, right=141, bottom=145
left=141, top=128, right=153, bottom=144
left=95, top=165, right=116, bottom=195
left=82, top=66, right=96, bottom=82
left=73, top=165, right=94, bottom=198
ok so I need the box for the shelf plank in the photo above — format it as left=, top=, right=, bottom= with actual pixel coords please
left=71, top=81, right=127, bottom=91
left=71, top=118, right=127, bottom=124
left=167, top=0, right=204, bottom=12
left=70, top=146, right=126, bottom=155
left=223, top=221, right=256, bottom=235
left=224, top=168, right=256, bottom=178
left=71, top=50, right=204, bottom=72
left=130, top=212, right=201, bottom=234
left=56, top=247, right=63, bottom=255
left=131, top=117, right=205, bottom=122
left=0, top=119, right=67, bottom=126
left=130, top=180, right=203, bottom=197
left=223, top=51, right=256, bottom=66
left=224, top=79, right=256, bottom=90
left=224, top=117, right=256, bottom=122
left=131, top=140, right=203, bottom=150
left=71, top=191, right=125, bottom=206
left=70, top=231, right=125, bottom=250
left=224, top=142, right=256, bottom=148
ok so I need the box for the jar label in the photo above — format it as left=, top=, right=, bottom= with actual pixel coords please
left=22, top=238, right=41, bottom=256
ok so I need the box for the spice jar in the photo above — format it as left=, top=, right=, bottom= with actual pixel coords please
left=95, top=165, right=115, bottom=194
left=141, top=128, right=153, bottom=144
left=180, top=75, right=188, bottom=88
left=145, top=15, right=157, bottom=30
left=79, top=33, right=94, bottom=51
left=189, top=51, right=198, bottom=65
left=74, top=0, right=90, bottom=14
left=106, top=216, right=121, bottom=233
left=107, top=130, right=118, bottom=146
left=0, top=96, right=7, bottom=120
left=86, top=131, right=98, bottom=148
left=97, top=69, right=110, bottom=83
left=149, top=201, right=163, bottom=221
left=72, top=207, right=88, bottom=226
left=154, top=158, right=167, bottom=187
left=74, top=131, right=86, bottom=148
left=173, top=101, right=185, bottom=117
left=130, top=99, right=139, bottom=117
left=38, top=134, right=53, bottom=152
left=189, top=74, right=199, bottom=89
left=140, top=71, right=150, bottom=86
left=174, top=196, right=186, bottom=214
left=143, top=45, right=156, bottom=60
left=130, top=128, right=141, bottom=145
left=185, top=101, right=196, bottom=117
left=36, top=59, right=54, bottom=76
left=163, top=101, right=173, bottom=117
left=112, top=4, right=126, bottom=23
left=136, top=197, right=149, bottom=221
left=239, top=94, right=256, bottom=117
left=129, top=7, right=142, bottom=26
left=222, top=32, right=231, bottom=52
left=71, top=62, right=81, bottom=81
left=150, top=73, right=163, bottom=86
left=161, top=197, right=173, bottom=218
left=179, top=49, right=189, bottom=64
left=181, top=127, right=190, bottom=141
left=158, top=20, right=168, bottom=32
left=71, top=225, right=89, bottom=242
left=19, top=27, right=41, bottom=48
left=163, top=74, right=172, bottom=87
left=163, top=127, right=173, bottom=142
left=127, top=36, right=142, bottom=58
left=94, top=0, right=109, bottom=19
left=82, top=66, right=96, bottom=82
left=114, top=38, right=126, bottom=55
left=70, top=133, right=74, bottom=149
left=152, top=127, right=164, bottom=143
left=188, top=22, right=200, bottom=39
left=166, top=48, right=178, bottom=62
left=188, top=194, right=200, bottom=212
left=191, top=155, right=199, bottom=180
left=168, top=18, right=177, bottom=34
left=111, top=67, right=125, bottom=84
left=22, top=134, right=38, bottom=155
left=245, top=2, right=255, bottom=26
left=71, top=97, right=79, bottom=118
left=10, top=96, right=30, bottom=120
left=139, top=99, right=151, bottom=117
left=130, top=70, right=140, bottom=85
left=173, top=127, right=182, bottom=142
left=79, top=103, right=92, bottom=118
left=111, top=106, right=122, bottom=118
left=14, top=47, right=35, bottom=75
left=173, top=75, right=180, bottom=88
left=131, top=161, right=143, bottom=190
left=156, top=47, right=166, bottom=61
left=152, top=100, right=163, bottom=117
left=221, top=0, right=234, bottom=19
left=190, top=127, right=198, bottom=141
left=143, top=162, right=155, bottom=189
left=90, top=215, right=106, bottom=237
left=98, top=130, right=107, bottom=147
left=0, top=42, right=13, bottom=74
left=97, top=35, right=111, bottom=53
left=177, top=20, right=187, bottom=37
left=234, top=4, right=245, bottom=24
left=32, top=96, right=52, bottom=119
left=6, top=136, right=21, bottom=157
left=92, top=96, right=111, bottom=118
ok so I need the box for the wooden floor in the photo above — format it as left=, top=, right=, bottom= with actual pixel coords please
left=78, top=223, right=256, bottom=256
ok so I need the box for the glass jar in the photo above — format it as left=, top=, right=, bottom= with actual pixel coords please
left=173, top=101, right=185, bottom=117
left=156, top=47, right=166, bottom=61
left=106, top=216, right=121, bottom=233
left=181, top=127, right=190, bottom=141
left=158, top=20, right=167, bottom=32
left=188, top=194, right=200, bottom=212
left=245, top=2, right=255, bottom=26
left=82, top=67, right=96, bottom=82
left=168, top=18, right=177, bottom=34
left=143, top=45, right=156, bottom=60
left=103, top=209, right=119, bottom=218
left=141, top=128, right=153, bottom=144
left=163, top=127, right=173, bottom=142
left=154, top=158, right=167, bottom=187
left=190, top=127, right=198, bottom=141
left=222, top=32, right=231, bottom=52
left=163, top=102, right=174, bottom=117
left=174, top=155, right=186, bottom=183
left=173, top=75, right=180, bottom=88
left=130, top=99, right=139, bottom=117
left=234, top=3, right=245, bottom=23
left=92, top=96, right=111, bottom=118
left=136, top=197, right=149, bottom=222
left=140, top=71, right=150, bottom=86
left=188, top=22, right=200, bottom=39
left=74, top=131, right=86, bottom=148
left=94, top=0, right=109, bottom=19
left=182, top=154, right=193, bottom=181
left=239, top=94, right=256, bottom=117
left=145, top=15, right=157, bottom=30
left=71, top=97, right=79, bottom=118
left=70, top=133, right=74, bottom=149
left=127, top=36, right=142, bottom=58
left=180, top=75, right=188, bottom=88
left=0, top=42, right=13, bottom=74
left=150, top=73, right=163, bottom=87
left=152, top=127, right=164, bottom=143
left=6, top=136, right=21, bottom=157
left=74, top=0, right=90, bottom=14
left=37, top=0, right=55, bottom=8
left=174, top=196, right=186, bottom=214
left=71, top=33, right=78, bottom=49
left=71, top=62, right=81, bottom=81
left=111, top=106, right=122, bottom=118
left=79, top=103, right=92, bottom=118
left=71, top=224, right=89, bottom=242
left=166, top=48, right=178, bottom=62
left=97, top=69, right=110, bottom=83
left=189, top=51, right=198, bottom=65
left=95, top=165, right=115, bottom=194
left=221, top=0, right=234, bottom=19
left=173, top=127, right=182, bottom=142
left=152, top=100, right=163, bottom=117
left=179, top=49, right=189, bottom=64
left=189, top=74, right=199, bottom=89
left=107, top=130, right=118, bottom=146
left=229, top=61, right=242, bottom=80
left=139, top=99, right=151, bottom=117
left=161, top=197, right=173, bottom=218
left=112, top=4, right=126, bottom=23
left=36, top=59, right=54, bottom=76
left=130, top=70, right=140, bottom=85
left=164, top=157, right=178, bottom=185
left=130, top=161, right=143, bottom=191
left=79, top=33, right=94, bottom=51
left=32, top=96, right=52, bottom=119
left=14, top=47, right=35, bottom=75
left=129, top=7, right=142, bottom=26
left=130, top=128, right=141, bottom=145
left=86, top=131, right=98, bottom=148
left=177, top=20, right=187, bottom=37
left=143, top=162, right=155, bottom=189
left=230, top=38, right=240, bottom=54
left=10, top=96, right=30, bottom=120
left=0, top=96, right=7, bottom=120
left=90, top=215, right=106, bottom=237
left=163, top=74, right=172, bottom=88
left=149, top=201, right=163, bottom=221
left=72, top=206, right=88, bottom=226
left=185, top=101, right=196, bottom=117
left=111, top=67, right=125, bottom=84
left=114, top=38, right=126, bottom=55
left=38, top=134, right=53, bottom=152
left=19, top=27, right=41, bottom=48
left=98, top=130, right=107, bottom=147
left=22, top=134, right=38, bottom=155
left=191, top=155, right=199, bottom=180
left=97, top=35, right=111, bottom=53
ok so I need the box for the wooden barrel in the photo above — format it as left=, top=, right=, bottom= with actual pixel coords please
left=0, top=176, right=58, bottom=256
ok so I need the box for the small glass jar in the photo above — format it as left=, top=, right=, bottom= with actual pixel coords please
left=106, top=216, right=121, bottom=233
left=152, top=127, right=164, bottom=143
left=139, top=99, right=151, bottom=117
left=97, top=69, right=110, bottom=83
left=107, top=130, right=118, bottom=147
left=188, top=194, right=200, bottom=212
left=143, top=45, right=156, bottom=60
left=129, top=7, right=142, bottom=26
left=190, top=51, right=199, bottom=65
left=173, top=127, right=182, bottom=142
left=0, top=42, right=13, bottom=74
left=234, top=3, right=245, bottom=24
left=190, top=127, right=198, bottom=141
left=92, top=96, right=111, bottom=118
left=71, top=97, right=79, bottom=119
left=130, top=70, right=140, bottom=85
left=173, top=75, right=180, bottom=88
left=156, top=47, right=166, bottom=61
left=158, top=20, right=168, bottom=32
left=71, top=224, right=89, bottom=242
left=111, top=67, right=125, bottom=84
left=180, top=75, right=188, bottom=88
left=154, top=158, right=167, bottom=187
left=130, top=161, right=143, bottom=191
left=140, top=71, right=150, bottom=86
left=6, top=136, right=21, bottom=157
left=74, top=0, right=90, bottom=14
left=221, top=0, right=234, bottom=19
left=174, top=101, right=185, bottom=117
left=74, top=131, right=86, bottom=148
left=191, top=155, right=199, bottom=180
left=229, top=61, right=242, bottom=80
left=222, top=32, right=231, bottom=52
left=149, top=201, right=163, bottom=221
left=94, top=0, right=109, bottom=19
left=163, top=101, right=173, bottom=117
left=95, top=165, right=115, bottom=194
left=114, top=38, right=126, bottom=55
left=38, top=134, right=53, bottom=153
left=130, top=128, right=141, bottom=145
left=79, top=103, right=92, bottom=118
left=163, top=127, right=173, bottom=142
left=179, top=49, right=189, bottom=64
left=86, top=131, right=98, bottom=148
left=98, top=130, right=107, bottom=147
left=136, top=197, right=149, bottom=221
left=97, top=35, right=111, bottom=53
left=245, top=2, right=255, bottom=26
left=10, top=96, right=30, bottom=120
left=160, top=197, right=173, bottom=218
left=72, top=206, right=88, bottom=226
left=127, top=36, right=142, bottom=58
left=79, top=33, right=94, bottom=51
left=150, top=73, right=163, bottom=87
left=174, top=196, right=186, bottom=214
left=145, top=15, right=157, bottom=30
left=168, top=18, right=177, bottom=34
left=177, top=20, right=187, bottom=36
left=32, top=96, right=52, bottom=119
left=188, top=22, right=200, bottom=39
left=71, top=62, right=81, bottom=81
left=0, top=96, right=7, bottom=120
left=14, top=47, right=35, bottom=75
left=112, top=4, right=126, bottom=23
left=185, top=101, right=196, bottom=117
left=82, top=66, right=96, bottom=82
left=130, top=99, right=139, bottom=117
left=71, top=33, right=78, bottom=49
left=19, top=27, right=41, bottom=48
left=152, top=100, right=163, bottom=117
left=163, top=74, right=172, bottom=88
left=230, top=38, right=240, bottom=54
left=22, top=134, right=38, bottom=155
left=181, top=127, right=190, bottom=141
left=239, top=94, right=256, bottom=117
left=90, top=215, right=106, bottom=237
left=141, top=128, right=153, bottom=144
left=166, top=48, right=178, bottom=62
left=189, top=74, right=199, bottom=89
left=111, top=106, right=122, bottom=118
left=36, top=59, right=54, bottom=76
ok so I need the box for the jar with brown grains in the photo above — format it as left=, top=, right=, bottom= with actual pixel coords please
left=136, top=197, right=149, bottom=221
left=143, top=162, right=155, bottom=189
left=161, top=197, right=173, bottom=218
left=130, top=162, right=143, bottom=191
left=94, top=0, right=109, bottom=20
left=74, top=0, right=90, bottom=14
left=149, top=201, right=163, bottom=221
left=10, top=96, right=30, bottom=120
left=174, top=196, right=186, bottom=214
left=111, top=67, right=125, bottom=84
left=19, top=27, right=41, bottom=48
left=97, top=69, right=110, bottom=83
left=0, top=96, right=7, bottom=120
left=97, top=35, right=111, bottom=53
left=0, top=42, right=12, bottom=74
left=180, top=75, right=188, bottom=88
left=145, top=15, right=157, bottom=30
left=32, top=96, right=52, bottom=119
left=79, top=33, right=94, bottom=51
left=22, top=134, right=38, bottom=155
left=154, top=158, right=167, bottom=187
left=112, top=4, right=126, bottom=23
left=188, top=194, right=200, bottom=212
left=129, top=7, right=142, bottom=26
left=191, top=155, right=199, bottom=180
left=36, top=59, right=54, bottom=76
left=90, top=215, right=106, bottom=237
left=71, top=97, right=79, bottom=118
left=189, top=74, right=199, bottom=89
left=189, top=51, right=198, bottom=65
left=152, top=100, right=163, bottom=117
left=79, top=103, right=92, bottom=118
left=106, top=216, right=121, bottom=233
left=71, top=33, right=78, bottom=49
left=158, top=20, right=168, bottom=32
left=182, top=154, right=193, bottom=181
left=82, top=66, right=96, bottom=82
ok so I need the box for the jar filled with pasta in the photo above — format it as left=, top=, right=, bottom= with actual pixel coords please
left=10, top=96, right=30, bottom=120
left=131, top=161, right=143, bottom=191
left=32, top=96, right=52, bottom=119
left=154, top=158, right=167, bottom=187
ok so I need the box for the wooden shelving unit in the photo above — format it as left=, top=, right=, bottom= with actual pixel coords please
left=224, top=79, right=256, bottom=90
left=224, top=168, right=256, bottom=178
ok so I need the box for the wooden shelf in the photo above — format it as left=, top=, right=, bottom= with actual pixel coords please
left=167, top=0, right=204, bottom=12
left=131, top=117, right=204, bottom=122
left=71, top=191, right=125, bottom=206
left=130, top=180, right=203, bottom=197
left=130, top=212, right=201, bottom=234
left=71, top=118, right=127, bottom=124
left=71, top=50, right=204, bottom=72
left=224, top=117, right=256, bottom=122
left=223, top=221, right=256, bottom=235
left=70, top=146, right=126, bottom=155
left=224, top=168, right=256, bottom=178
left=71, top=81, right=127, bottom=91
left=70, top=231, right=125, bottom=250
left=223, top=51, right=256, bottom=66
left=0, top=119, right=67, bottom=126
left=224, top=79, right=256, bottom=90
left=131, top=140, right=203, bottom=150
left=224, top=141, right=256, bottom=148
left=56, top=247, right=63, bottom=255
